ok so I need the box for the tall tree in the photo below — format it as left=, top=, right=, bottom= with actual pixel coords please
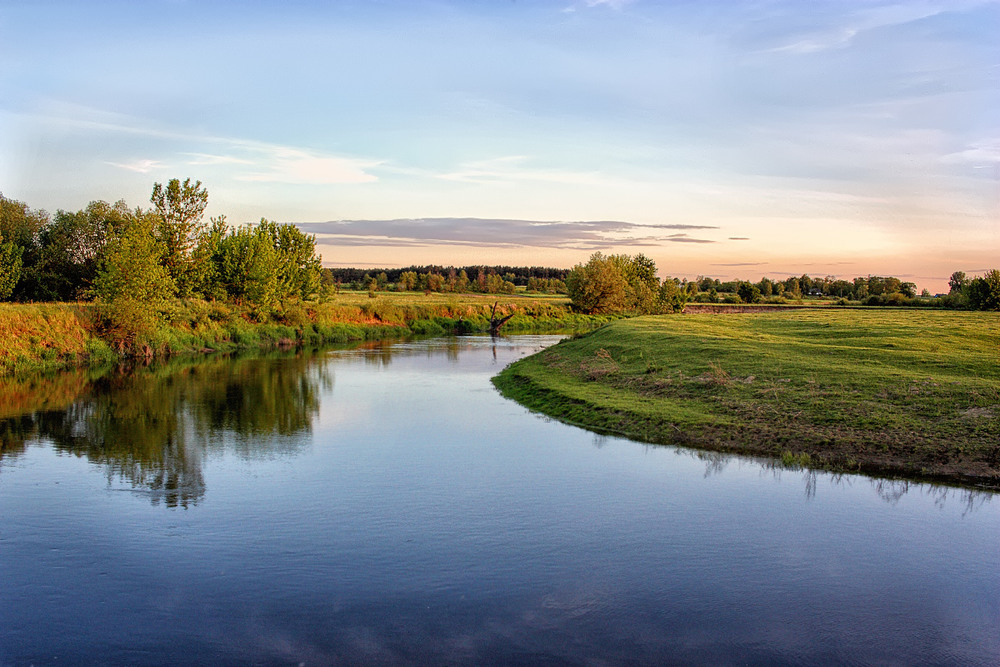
left=948, top=271, right=968, bottom=294
left=150, top=178, right=209, bottom=297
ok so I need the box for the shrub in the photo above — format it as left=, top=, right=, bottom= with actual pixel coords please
left=737, top=282, right=762, bottom=304
left=409, top=319, right=446, bottom=336
left=968, top=270, right=1000, bottom=311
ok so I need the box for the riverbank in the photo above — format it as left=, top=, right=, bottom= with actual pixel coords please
left=0, top=294, right=609, bottom=376
left=492, top=309, right=1000, bottom=488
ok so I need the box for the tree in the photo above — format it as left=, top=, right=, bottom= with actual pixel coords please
left=259, top=220, right=322, bottom=300
left=215, top=223, right=280, bottom=308
left=0, top=231, right=22, bottom=300
left=783, top=277, right=802, bottom=298
left=566, top=252, right=682, bottom=314
left=0, top=193, right=49, bottom=300
left=94, top=212, right=174, bottom=304
left=34, top=200, right=132, bottom=301
left=397, top=271, right=418, bottom=291
left=150, top=178, right=209, bottom=297
left=93, top=211, right=175, bottom=348
left=948, top=271, right=968, bottom=294
left=659, top=278, right=688, bottom=312
left=566, top=252, right=627, bottom=314
left=968, top=270, right=1000, bottom=311
left=737, top=281, right=762, bottom=304
left=610, top=253, right=662, bottom=314
left=193, top=215, right=230, bottom=301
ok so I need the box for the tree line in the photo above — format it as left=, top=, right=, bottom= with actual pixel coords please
left=326, top=265, right=568, bottom=294
left=1, top=180, right=321, bottom=309
left=684, top=271, right=999, bottom=309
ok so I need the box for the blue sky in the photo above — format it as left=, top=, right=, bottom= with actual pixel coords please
left=1, top=0, right=996, bottom=290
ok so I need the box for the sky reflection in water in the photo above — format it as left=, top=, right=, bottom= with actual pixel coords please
left=0, top=336, right=997, bottom=665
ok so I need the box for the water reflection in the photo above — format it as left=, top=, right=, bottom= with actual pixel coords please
left=352, top=336, right=471, bottom=367
left=0, top=350, right=332, bottom=507
left=1, top=336, right=995, bottom=513
left=677, top=446, right=994, bottom=511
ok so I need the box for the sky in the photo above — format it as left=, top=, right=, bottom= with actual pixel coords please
left=1, top=0, right=997, bottom=292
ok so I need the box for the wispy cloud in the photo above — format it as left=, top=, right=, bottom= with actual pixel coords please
left=106, top=159, right=163, bottom=173
left=296, top=218, right=716, bottom=249
left=235, top=147, right=379, bottom=185
left=941, top=139, right=1000, bottom=167
left=184, top=153, right=255, bottom=166
left=15, top=102, right=381, bottom=185
left=435, top=156, right=610, bottom=187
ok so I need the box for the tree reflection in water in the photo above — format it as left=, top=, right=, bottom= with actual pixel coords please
left=0, top=350, right=332, bottom=507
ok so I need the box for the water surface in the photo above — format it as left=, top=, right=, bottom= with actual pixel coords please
left=1, top=336, right=997, bottom=665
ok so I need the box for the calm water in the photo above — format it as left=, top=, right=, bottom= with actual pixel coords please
left=1, top=336, right=997, bottom=666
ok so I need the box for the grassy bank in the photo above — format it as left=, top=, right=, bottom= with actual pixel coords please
left=0, top=293, right=608, bottom=375
left=493, top=309, right=1000, bottom=488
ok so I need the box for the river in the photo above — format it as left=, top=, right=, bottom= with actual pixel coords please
left=0, top=335, right=997, bottom=665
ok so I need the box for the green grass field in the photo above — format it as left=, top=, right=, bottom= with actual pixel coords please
left=493, top=309, right=1000, bottom=487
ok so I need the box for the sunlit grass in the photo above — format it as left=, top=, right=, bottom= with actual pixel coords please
left=494, top=309, right=1000, bottom=487
left=0, top=292, right=597, bottom=375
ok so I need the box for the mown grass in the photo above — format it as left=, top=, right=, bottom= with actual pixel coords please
left=493, top=309, right=1000, bottom=488
left=0, top=293, right=607, bottom=375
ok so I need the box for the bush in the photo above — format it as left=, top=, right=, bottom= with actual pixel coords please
left=409, top=319, right=446, bottom=336
left=968, top=270, right=1000, bottom=311
left=737, top=282, right=762, bottom=304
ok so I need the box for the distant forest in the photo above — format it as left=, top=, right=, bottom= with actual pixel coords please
left=323, top=264, right=570, bottom=289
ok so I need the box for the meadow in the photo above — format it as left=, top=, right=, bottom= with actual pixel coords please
left=493, top=309, right=1000, bottom=487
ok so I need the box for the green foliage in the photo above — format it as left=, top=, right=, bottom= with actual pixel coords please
left=397, top=271, right=418, bottom=291
left=566, top=252, right=627, bottom=314
left=0, top=193, right=49, bottom=300
left=0, top=232, right=22, bottom=300
left=151, top=178, right=209, bottom=297
left=409, top=318, right=447, bottom=336
left=262, top=219, right=323, bottom=300
left=194, top=215, right=229, bottom=301
left=94, top=213, right=174, bottom=304
left=949, top=271, right=968, bottom=294
left=968, top=270, right=1000, bottom=311
left=567, top=252, right=687, bottom=315
left=737, top=281, right=762, bottom=304
left=216, top=222, right=281, bottom=308
left=33, top=200, right=132, bottom=301
left=658, top=279, right=689, bottom=313
left=93, top=212, right=175, bottom=349
left=205, top=218, right=323, bottom=309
